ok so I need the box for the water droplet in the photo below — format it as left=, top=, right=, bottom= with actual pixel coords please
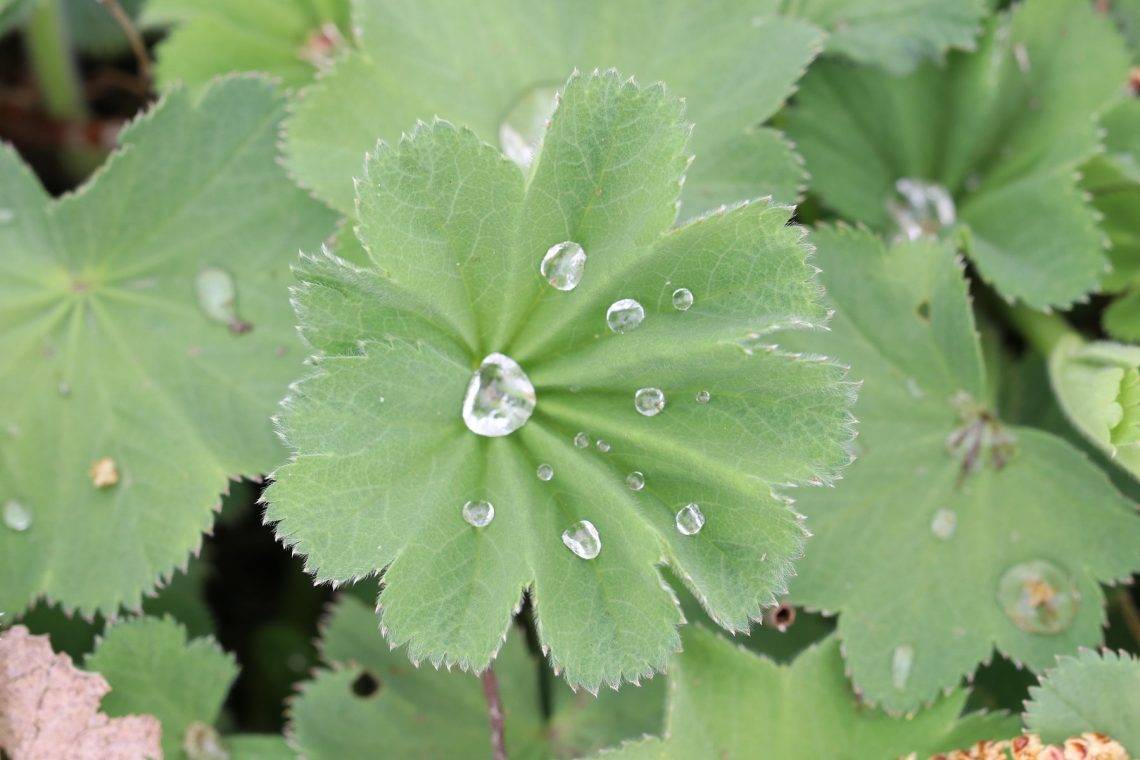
left=695, top=390, right=711, bottom=405
left=89, top=457, right=119, bottom=489
left=886, top=178, right=956, bottom=241
left=196, top=266, right=252, bottom=333
left=606, top=299, right=645, bottom=334
left=905, top=377, right=924, bottom=398
left=0, top=208, right=13, bottom=224
left=671, top=288, right=693, bottom=311
left=499, top=85, right=559, bottom=169
left=541, top=241, right=586, bottom=291
left=536, top=463, right=554, bottom=481
left=626, top=471, right=645, bottom=491
left=595, top=440, right=611, bottom=453
left=58, top=382, right=70, bottom=397
left=892, top=645, right=915, bottom=690
left=3, top=500, right=31, bottom=532
left=997, top=560, right=1079, bottom=635
left=462, top=353, right=536, bottom=437
left=930, top=509, right=957, bottom=540
left=462, top=500, right=494, bottom=528
left=634, top=387, right=666, bottom=417
left=573, top=432, right=590, bottom=448
left=561, top=520, right=601, bottom=559
left=675, top=503, right=705, bottom=535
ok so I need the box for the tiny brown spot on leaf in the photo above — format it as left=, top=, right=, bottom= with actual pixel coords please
left=89, top=457, right=119, bottom=489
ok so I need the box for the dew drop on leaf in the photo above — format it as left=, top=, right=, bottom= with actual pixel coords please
left=930, top=509, right=957, bottom=540
left=461, top=353, right=536, bottom=437
left=573, top=431, right=590, bottom=449
left=498, top=85, right=559, bottom=169
left=3, top=499, right=31, bottom=532
left=996, top=560, right=1079, bottom=635
left=606, top=298, right=645, bottom=334
left=561, top=520, right=601, bottom=560
left=595, top=439, right=611, bottom=453
left=695, top=390, right=711, bottom=405
left=536, top=464, right=554, bottom=481
left=671, top=287, right=694, bottom=311
left=886, top=178, right=956, bottom=241
left=195, top=266, right=251, bottom=334
left=461, top=500, right=494, bottom=528
left=892, top=644, right=915, bottom=690
left=540, top=241, right=587, bottom=291
left=0, top=208, right=13, bottom=224
left=626, top=471, right=645, bottom=491
left=635, top=387, right=666, bottom=417
left=675, top=503, right=705, bottom=536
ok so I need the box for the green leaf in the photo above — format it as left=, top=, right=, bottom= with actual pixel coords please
left=284, top=0, right=823, bottom=216
left=62, top=0, right=145, bottom=55
left=1025, top=648, right=1140, bottom=753
left=777, top=227, right=1140, bottom=712
left=785, top=0, right=986, bottom=74
left=84, top=616, right=238, bottom=760
left=265, top=71, right=856, bottom=691
left=1101, top=99, right=1140, bottom=185
left=597, top=628, right=1017, bottom=759
left=0, top=78, right=338, bottom=617
left=785, top=0, right=1130, bottom=308
left=289, top=595, right=662, bottom=759
left=146, top=0, right=352, bottom=89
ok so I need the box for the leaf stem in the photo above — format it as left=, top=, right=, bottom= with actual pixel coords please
left=95, top=0, right=152, bottom=85
left=481, top=666, right=509, bottom=760
left=25, top=0, right=86, bottom=120
left=1002, top=303, right=1078, bottom=358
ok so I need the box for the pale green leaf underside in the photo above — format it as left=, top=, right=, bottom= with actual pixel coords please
left=146, top=0, right=351, bottom=89
left=599, top=628, right=1016, bottom=759
left=266, top=72, right=855, bottom=691
left=780, top=227, right=1140, bottom=712
left=84, top=616, right=237, bottom=760
left=1025, top=649, right=1140, bottom=753
left=289, top=595, right=662, bottom=759
left=0, top=78, right=337, bottom=616
left=285, top=0, right=823, bottom=216
left=785, top=1, right=1129, bottom=308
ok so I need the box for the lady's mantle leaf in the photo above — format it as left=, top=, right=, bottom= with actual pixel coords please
left=265, top=71, right=856, bottom=691
left=778, top=227, right=1140, bottom=712
left=285, top=0, right=824, bottom=216
left=84, top=617, right=237, bottom=760
left=1025, top=648, right=1140, bottom=753
left=595, top=628, right=1017, bottom=759
left=146, top=0, right=351, bottom=88
left=785, top=0, right=1130, bottom=309
left=289, top=595, right=662, bottom=759
left=0, top=79, right=338, bottom=617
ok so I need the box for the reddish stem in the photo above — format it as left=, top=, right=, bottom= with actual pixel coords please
left=481, top=666, right=508, bottom=760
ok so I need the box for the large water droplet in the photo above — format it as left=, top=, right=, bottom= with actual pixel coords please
left=462, top=353, right=536, bottom=437
left=892, top=645, right=915, bottom=690
left=573, top=432, right=590, bottom=449
left=672, top=288, right=694, bottom=311
left=695, top=390, right=711, bottom=405
left=606, top=299, right=645, bottom=334
left=595, top=439, right=611, bottom=453
left=196, top=266, right=252, bottom=333
left=626, top=471, right=645, bottom=491
left=462, top=500, right=494, bottom=528
left=997, top=560, right=1079, bottom=635
left=930, top=509, right=957, bottom=541
left=887, top=178, right=956, bottom=241
left=3, top=500, right=31, bottom=532
left=541, top=241, right=586, bottom=291
left=635, top=387, right=666, bottom=417
left=536, top=463, right=554, bottom=481
left=499, top=85, right=559, bottom=169
left=675, top=503, right=705, bottom=536
left=562, top=520, right=601, bottom=559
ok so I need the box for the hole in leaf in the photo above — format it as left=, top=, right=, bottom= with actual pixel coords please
left=351, top=670, right=381, bottom=698
left=916, top=299, right=931, bottom=323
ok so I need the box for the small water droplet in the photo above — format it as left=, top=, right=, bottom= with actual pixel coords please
left=58, top=382, right=70, bottom=397
left=997, top=560, right=1079, bottom=635
left=905, top=377, right=924, bottom=398
left=695, top=390, right=711, bottom=405
left=3, top=500, right=31, bottom=532
left=675, top=503, right=705, bottom=536
left=671, top=288, right=693, bottom=311
left=462, top=353, right=536, bottom=437
left=462, top=500, right=494, bottom=528
left=930, top=509, right=957, bottom=540
left=634, top=387, right=666, bottom=417
left=573, top=432, right=590, bottom=448
left=887, top=178, right=956, bottom=242
left=89, top=457, right=119, bottom=488
left=606, top=299, right=645, bottom=334
left=561, top=520, right=601, bottom=559
left=196, top=266, right=252, bottom=333
left=626, top=471, right=645, bottom=491
left=541, top=241, right=586, bottom=291
left=0, top=208, right=13, bottom=225
left=499, top=85, right=559, bottom=169
left=595, top=440, right=611, bottom=453
left=536, top=463, right=554, bottom=481
left=892, top=645, right=915, bottom=690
